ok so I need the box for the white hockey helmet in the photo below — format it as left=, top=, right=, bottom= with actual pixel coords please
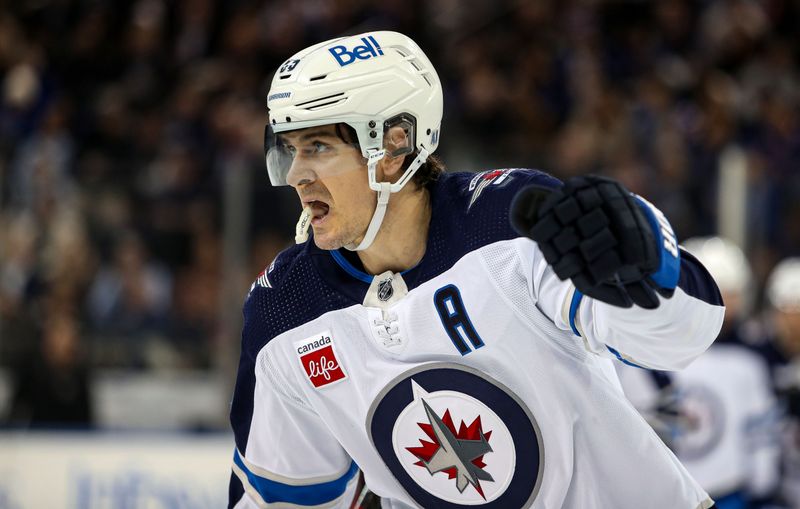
left=265, top=31, right=443, bottom=250
left=766, top=258, right=800, bottom=312
left=681, top=236, right=752, bottom=295
left=266, top=31, right=442, bottom=187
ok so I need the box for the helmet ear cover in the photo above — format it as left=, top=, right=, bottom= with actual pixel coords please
left=383, top=114, right=416, bottom=159
left=331, top=114, right=416, bottom=162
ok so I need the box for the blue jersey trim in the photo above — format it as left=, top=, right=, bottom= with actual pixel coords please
left=634, top=197, right=680, bottom=290
left=568, top=289, right=583, bottom=337
left=233, top=450, right=358, bottom=506
left=330, top=250, right=373, bottom=283
left=606, top=345, right=645, bottom=369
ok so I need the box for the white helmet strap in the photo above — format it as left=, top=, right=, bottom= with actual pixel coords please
left=345, top=147, right=429, bottom=252
left=348, top=181, right=391, bottom=251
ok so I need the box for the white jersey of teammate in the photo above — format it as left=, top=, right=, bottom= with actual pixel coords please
left=228, top=169, right=725, bottom=509
left=616, top=340, right=779, bottom=503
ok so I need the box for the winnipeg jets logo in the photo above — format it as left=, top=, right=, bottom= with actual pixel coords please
left=248, top=260, right=276, bottom=294
left=407, top=398, right=494, bottom=498
left=383, top=378, right=523, bottom=505
left=467, top=169, right=518, bottom=210
left=368, top=364, right=543, bottom=507
left=673, top=384, right=725, bottom=460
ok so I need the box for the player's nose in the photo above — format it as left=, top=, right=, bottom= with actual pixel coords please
left=286, top=158, right=316, bottom=188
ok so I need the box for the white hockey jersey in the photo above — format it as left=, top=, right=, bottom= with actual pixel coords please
left=616, top=340, right=779, bottom=504
left=228, top=169, right=725, bottom=509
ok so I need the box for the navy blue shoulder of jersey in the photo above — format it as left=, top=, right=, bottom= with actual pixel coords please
left=402, top=169, right=560, bottom=287
left=240, top=242, right=354, bottom=360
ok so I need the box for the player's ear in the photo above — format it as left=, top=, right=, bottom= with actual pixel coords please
left=380, top=125, right=412, bottom=179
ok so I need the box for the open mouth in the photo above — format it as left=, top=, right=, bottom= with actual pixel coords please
left=307, top=200, right=330, bottom=225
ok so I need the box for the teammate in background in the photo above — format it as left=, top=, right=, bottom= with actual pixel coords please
left=228, top=31, right=724, bottom=509
left=616, top=237, right=780, bottom=509
left=751, top=259, right=800, bottom=507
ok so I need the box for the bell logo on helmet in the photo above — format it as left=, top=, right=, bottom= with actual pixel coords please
left=328, top=36, right=385, bottom=67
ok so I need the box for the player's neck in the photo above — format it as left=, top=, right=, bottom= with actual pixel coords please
left=357, top=186, right=431, bottom=275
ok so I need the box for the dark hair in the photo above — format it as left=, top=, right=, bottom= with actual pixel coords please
left=336, top=123, right=445, bottom=189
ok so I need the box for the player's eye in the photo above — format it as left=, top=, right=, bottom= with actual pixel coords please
left=312, top=141, right=331, bottom=153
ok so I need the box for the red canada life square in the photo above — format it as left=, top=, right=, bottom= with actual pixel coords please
left=300, top=344, right=347, bottom=388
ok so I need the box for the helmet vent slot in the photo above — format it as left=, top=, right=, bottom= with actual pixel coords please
left=306, top=98, right=346, bottom=110
left=394, top=48, right=433, bottom=87
left=309, top=74, right=328, bottom=81
left=295, top=92, right=345, bottom=108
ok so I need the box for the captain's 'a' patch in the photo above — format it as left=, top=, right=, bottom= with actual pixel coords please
left=467, top=169, right=519, bottom=210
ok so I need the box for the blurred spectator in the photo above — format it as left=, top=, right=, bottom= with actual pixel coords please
left=86, top=230, right=172, bottom=366
left=7, top=312, right=93, bottom=428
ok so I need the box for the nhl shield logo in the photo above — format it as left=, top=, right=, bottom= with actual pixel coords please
left=367, top=363, right=543, bottom=507
left=378, top=277, right=394, bottom=302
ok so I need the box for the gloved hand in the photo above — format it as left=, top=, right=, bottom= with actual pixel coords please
left=510, top=175, right=680, bottom=309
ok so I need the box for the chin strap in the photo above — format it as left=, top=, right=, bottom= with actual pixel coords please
left=339, top=147, right=428, bottom=252
left=347, top=181, right=391, bottom=251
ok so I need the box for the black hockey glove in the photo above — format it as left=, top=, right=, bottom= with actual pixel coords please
left=510, top=175, right=680, bottom=309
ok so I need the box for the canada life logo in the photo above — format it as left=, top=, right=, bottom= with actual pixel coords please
left=295, top=331, right=347, bottom=388
left=328, top=36, right=384, bottom=67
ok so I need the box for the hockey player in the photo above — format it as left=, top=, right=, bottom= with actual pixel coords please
left=616, top=237, right=780, bottom=508
left=229, top=31, right=724, bottom=509
left=752, top=258, right=800, bottom=507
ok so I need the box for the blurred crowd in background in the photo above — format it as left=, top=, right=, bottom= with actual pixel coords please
left=1, top=0, right=800, bottom=505
left=2, top=0, right=800, bottom=501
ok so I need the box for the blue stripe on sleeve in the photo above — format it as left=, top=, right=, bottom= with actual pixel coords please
left=233, top=450, right=358, bottom=506
left=568, top=289, right=583, bottom=337
left=606, top=345, right=646, bottom=369
left=676, top=250, right=724, bottom=306
left=634, top=197, right=680, bottom=290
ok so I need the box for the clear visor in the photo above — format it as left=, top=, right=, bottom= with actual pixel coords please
left=264, top=118, right=415, bottom=186
left=264, top=123, right=366, bottom=186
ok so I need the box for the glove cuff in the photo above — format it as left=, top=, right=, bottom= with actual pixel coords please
left=633, top=195, right=680, bottom=290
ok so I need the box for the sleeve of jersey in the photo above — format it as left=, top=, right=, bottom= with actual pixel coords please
left=228, top=292, right=359, bottom=509
left=529, top=246, right=725, bottom=371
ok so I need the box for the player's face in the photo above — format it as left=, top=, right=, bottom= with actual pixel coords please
left=282, top=125, right=375, bottom=250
